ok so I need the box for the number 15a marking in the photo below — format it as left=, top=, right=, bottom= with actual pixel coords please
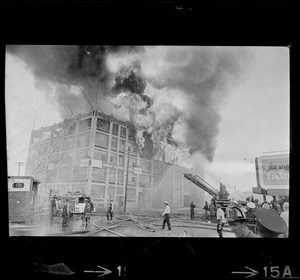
left=263, top=266, right=300, bottom=279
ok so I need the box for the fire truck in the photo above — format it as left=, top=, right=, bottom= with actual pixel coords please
left=8, top=175, right=40, bottom=223
left=57, top=193, right=88, bottom=216
left=8, top=114, right=98, bottom=225
left=183, top=173, right=231, bottom=211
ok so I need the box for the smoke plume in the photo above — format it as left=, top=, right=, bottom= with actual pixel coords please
left=6, top=45, right=251, bottom=163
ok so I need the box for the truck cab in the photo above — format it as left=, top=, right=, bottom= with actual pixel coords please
left=8, top=176, right=40, bottom=223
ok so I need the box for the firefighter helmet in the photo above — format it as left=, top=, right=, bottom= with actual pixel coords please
left=247, top=202, right=256, bottom=209
left=226, top=206, right=247, bottom=224
left=261, top=200, right=271, bottom=207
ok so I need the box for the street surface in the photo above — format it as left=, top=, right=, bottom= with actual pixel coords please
left=9, top=209, right=235, bottom=237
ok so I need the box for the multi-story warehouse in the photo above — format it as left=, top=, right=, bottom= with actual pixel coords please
left=25, top=108, right=207, bottom=211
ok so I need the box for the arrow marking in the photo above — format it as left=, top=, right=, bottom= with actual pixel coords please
left=84, top=265, right=112, bottom=277
left=232, top=266, right=259, bottom=278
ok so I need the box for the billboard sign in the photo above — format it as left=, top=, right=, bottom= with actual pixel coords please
left=254, top=153, right=289, bottom=195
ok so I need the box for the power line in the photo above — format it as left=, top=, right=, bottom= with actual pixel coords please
left=8, top=146, right=30, bottom=161
left=263, top=150, right=289, bottom=154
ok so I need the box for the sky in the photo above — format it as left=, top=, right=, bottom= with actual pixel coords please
left=5, top=46, right=289, bottom=194
left=206, top=47, right=289, bottom=192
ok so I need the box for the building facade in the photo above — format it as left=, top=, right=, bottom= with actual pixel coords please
left=25, top=109, right=207, bottom=211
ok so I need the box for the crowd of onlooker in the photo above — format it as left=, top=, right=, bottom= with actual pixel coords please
left=201, top=195, right=289, bottom=221
left=199, top=194, right=289, bottom=238
left=246, top=195, right=289, bottom=214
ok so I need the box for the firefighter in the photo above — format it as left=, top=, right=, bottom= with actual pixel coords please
left=82, top=197, right=92, bottom=229
left=50, top=195, right=57, bottom=226
left=209, top=200, right=216, bottom=223
left=62, top=199, right=69, bottom=227
left=203, top=201, right=209, bottom=222
left=106, top=199, right=114, bottom=223
left=245, top=201, right=256, bottom=234
left=190, top=201, right=196, bottom=219
left=211, top=195, right=217, bottom=208
left=89, top=197, right=94, bottom=213
left=226, top=206, right=257, bottom=238
left=255, top=208, right=287, bottom=238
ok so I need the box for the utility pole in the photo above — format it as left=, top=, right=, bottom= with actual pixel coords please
left=15, top=162, right=25, bottom=176
left=124, top=147, right=132, bottom=213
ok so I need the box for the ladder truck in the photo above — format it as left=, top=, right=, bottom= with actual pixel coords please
left=183, top=173, right=231, bottom=211
left=8, top=114, right=83, bottom=224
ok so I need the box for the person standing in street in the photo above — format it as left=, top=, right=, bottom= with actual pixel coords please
left=190, top=201, right=196, bottom=219
left=161, top=201, right=171, bottom=230
left=106, top=199, right=114, bottom=223
left=89, top=197, right=94, bottom=213
left=50, top=195, right=57, bottom=226
left=82, top=197, right=92, bottom=229
left=280, top=202, right=289, bottom=237
left=203, top=201, right=209, bottom=222
left=209, top=200, right=216, bottom=223
left=62, top=199, right=69, bottom=227
left=216, top=204, right=225, bottom=238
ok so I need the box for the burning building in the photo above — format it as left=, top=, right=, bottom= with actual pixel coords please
left=25, top=108, right=207, bottom=211
left=9, top=45, right=250, bottom=211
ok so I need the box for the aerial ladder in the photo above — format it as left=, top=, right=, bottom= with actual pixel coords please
left=25, top=115, right=82, bottom=221
left=31, top=115, right=81, bottom=176
left=183, top=173, right=231, bottom=210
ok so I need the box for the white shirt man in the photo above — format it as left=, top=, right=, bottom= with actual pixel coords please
left=280, top=202, right=289, bottom=237
left=55, top=198, right=59, bottom=210
left=280, top=202, right=289, bottom=227
left=161, top=201, right=171, bottom=230
left=162, top=203, right=171, bottom=215
left=217, top=207, right=225, bottom=222
left=216, top=205, right=225, bottom=238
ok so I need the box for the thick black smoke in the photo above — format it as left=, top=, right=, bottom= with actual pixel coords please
left=7, top=45, right=251, bottom=163
left=112, top=65, right=146, bottom=95
left=111, top=62, right=153, bottom=111
left=6, top=45, right=145, bottom=117
left=7, top=45, right=144, bottom=85
left=143, top=47, right=252, bottom=161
